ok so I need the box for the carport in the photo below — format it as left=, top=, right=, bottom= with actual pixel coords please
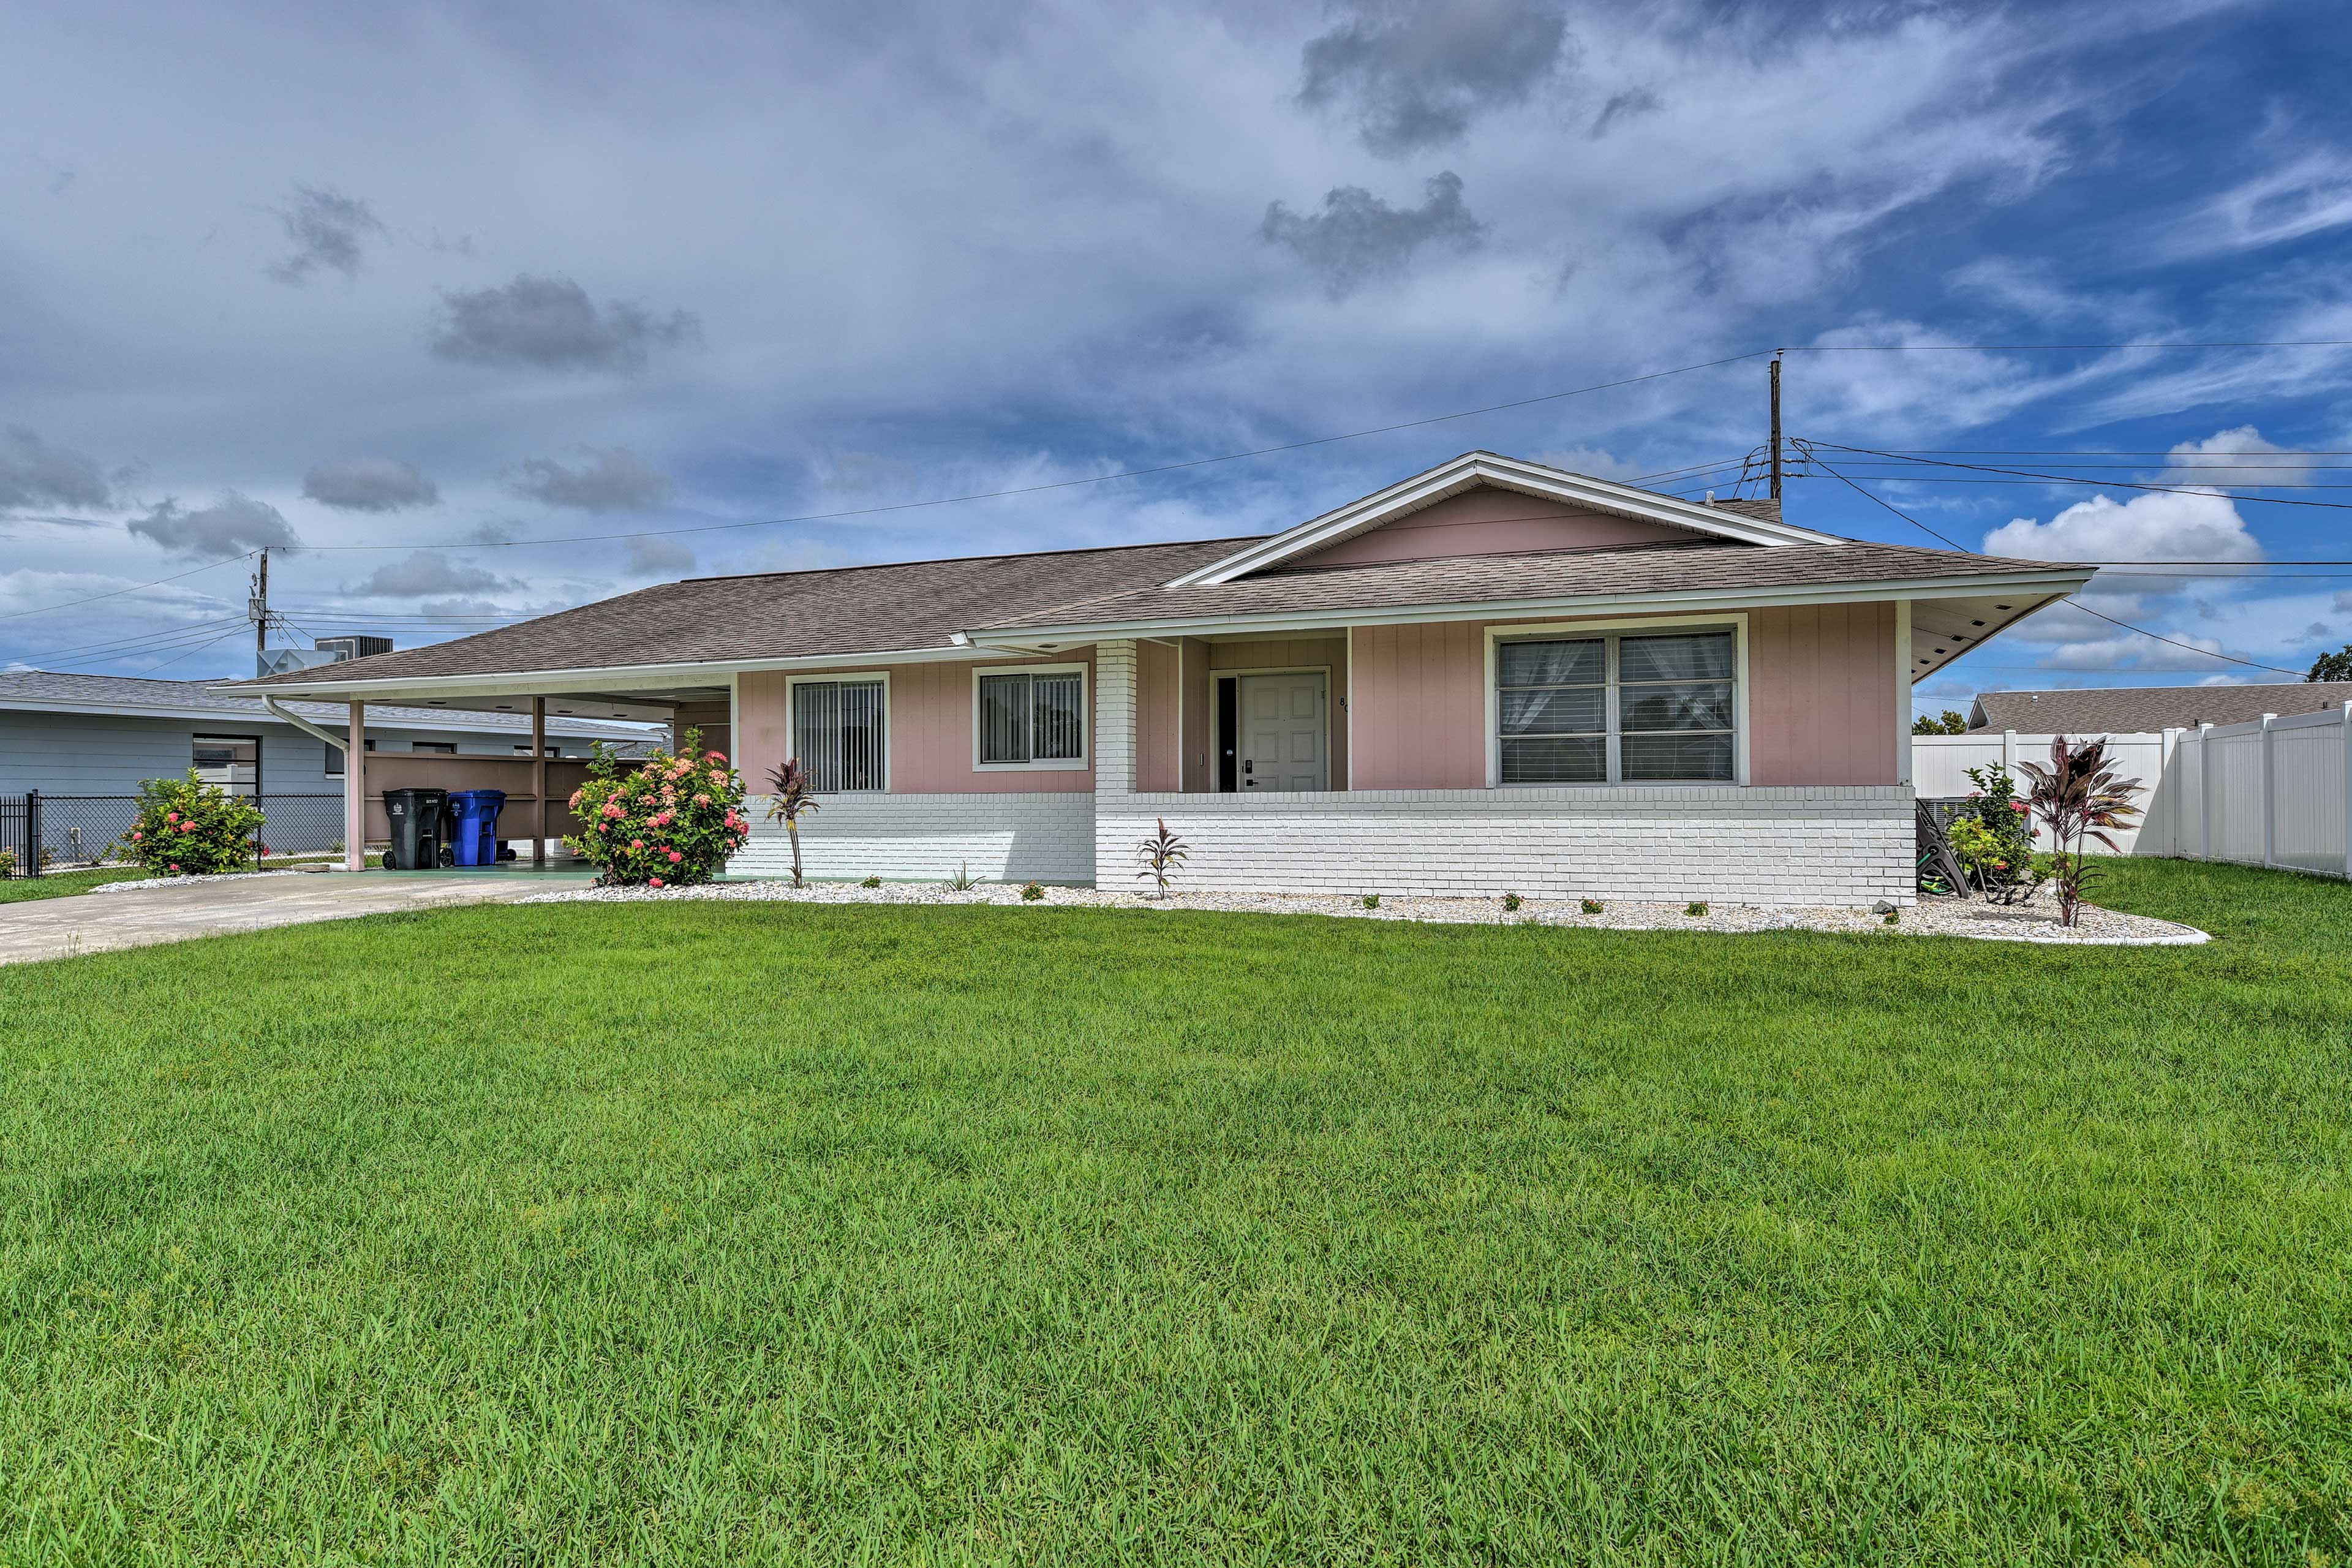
left=229, top=671, right=733, bottom=871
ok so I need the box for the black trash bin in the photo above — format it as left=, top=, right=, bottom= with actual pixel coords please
left=382, top=788, right=450, bottom=870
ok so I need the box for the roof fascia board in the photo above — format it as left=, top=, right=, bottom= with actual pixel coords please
left=965, top=568, right=2095, bottom=646
left=1166, top=454, right=1841, bottom=589
left=212, top=643, right=984, bottom=704
left=0, top=696, right=641, bottom=732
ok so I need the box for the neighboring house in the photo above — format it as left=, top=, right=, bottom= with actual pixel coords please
left=1968, top=683, right=2352, bottom=734
left=228, top=451, right=2094, bottom=904
left=0, top=671, right=652, bottom=797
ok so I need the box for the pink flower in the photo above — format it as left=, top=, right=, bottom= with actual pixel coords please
left=568, top=790, right=583, bottom=809
left=165, top=812, right=179, bottom=824
left=131, top=830, right=143, bottom=842
left=168, top=863, right=179, bottom=872
left=603, top=802, right=625, bottom=819
left=2010, top=802, right=2028, bottom=813
left=630, top=839, right=644, bottom=850
left=649, top=876, right=665, bottom=888
left=666, top=849, right=682, bottom=863
left=693, top=793, right=709, bottom=806
left=706, top=750, right=725, bottom=762
left=178, top=822, right=195, bottom=833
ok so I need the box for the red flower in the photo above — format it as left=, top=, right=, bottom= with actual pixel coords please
left=2010, top=802, right=2028, bottom=813
left=649, top=876, right=665, bottom=888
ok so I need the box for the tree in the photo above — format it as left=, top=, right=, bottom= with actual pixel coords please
left=2309, top=645, right=2352, bottom=682
left=1912, top=709, right=1969, bottom=735
left=763, top=758, right=820, bottom=888
left=2015, top=736, right=2143, bottom=928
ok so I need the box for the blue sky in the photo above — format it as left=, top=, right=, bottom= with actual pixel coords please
left=4, top=0, right=2351, bottom=710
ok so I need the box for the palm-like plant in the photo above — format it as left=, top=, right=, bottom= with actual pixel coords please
left=763, top=758, right=820, bottom=888
left=2014, top=735, right=2143, bottom=927
left=1135, top=818, right=1188, bottom=898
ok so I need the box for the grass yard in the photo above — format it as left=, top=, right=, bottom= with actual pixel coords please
left=2, top=860, right=2348, bottom=1563
left=0, top=867, right=154, bottom=903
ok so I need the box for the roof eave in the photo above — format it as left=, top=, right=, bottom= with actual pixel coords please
left=964, top=567, right=2095, bottom=646
left=211, top=642, right=987, bottom=704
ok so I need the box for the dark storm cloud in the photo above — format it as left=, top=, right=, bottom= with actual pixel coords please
left=1588, top=86, right=1660, bottom=138
left=345, top=551, right=519, bottom=597
left=266, top=185, right=388, bottom=284
left=1259, top=171, right=1484, bottom=298
left=126, top=492, right=299, bottom=556
left=511, top=448, right=673, bottom=511
left=301, top=456, right=440, bottom=511
left=1298, top=0, right=1570, bottom=156
left=429, top=274, right=700, bottom=372
left=0, top=426, right=111, bottom=510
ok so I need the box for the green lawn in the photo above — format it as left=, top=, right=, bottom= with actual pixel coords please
left=2, top=861, right=2348, bottom=1563
left=0, top=867, right=153, bottom=903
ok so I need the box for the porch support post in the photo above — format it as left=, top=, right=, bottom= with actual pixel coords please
left=1097, top=639, right=1139, bottom=794
left=345, top=701, right=366, bottom=872
left=1893, top=598, right=1912, bottom=786
left=532, top=696, right=548, bottom=867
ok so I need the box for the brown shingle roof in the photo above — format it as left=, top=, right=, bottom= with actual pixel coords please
left=244, top=535, right=1256, bottom=685
left=1969, top=683, right=2352, bottom=733
left=977, top=540, right=2078, bottom=633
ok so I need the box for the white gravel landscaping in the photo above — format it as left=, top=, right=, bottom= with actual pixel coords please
left=520, top=877, right=2209, bottom=945
left=84, top=870, right=308, bottom=895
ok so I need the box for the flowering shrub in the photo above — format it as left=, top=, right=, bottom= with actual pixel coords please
left=562, top=727, right=749, bottom=887
left=119, top=771, right=266, bottom=876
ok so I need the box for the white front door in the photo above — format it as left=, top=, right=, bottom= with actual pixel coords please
left=1237, top=672, right=1327, bottom=791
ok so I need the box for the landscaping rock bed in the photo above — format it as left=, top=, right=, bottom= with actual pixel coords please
left=522, top=878, right=2209, bottom=944
left=84, top=870, right=306, bottom=895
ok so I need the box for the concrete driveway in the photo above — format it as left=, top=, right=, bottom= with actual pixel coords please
left=0, top=872, right=570, bottom=967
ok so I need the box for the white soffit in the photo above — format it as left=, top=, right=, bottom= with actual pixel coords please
left=1165, top=451, right=1844, bottom=588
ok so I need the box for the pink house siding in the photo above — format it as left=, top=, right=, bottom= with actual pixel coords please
left=1136, top=639, right=1181, bottom=793
left=1348, top=603, right=1899, bottom=790
left=1179, top=637, right=1212, bottom=792
left=1292, top=489, right=1699, bottom=570
left=1746, top=602, right=1896, bottom=785
left=1349, top=621, right=1487, bottom=789
left=736, top=652, right=1098, bottom=794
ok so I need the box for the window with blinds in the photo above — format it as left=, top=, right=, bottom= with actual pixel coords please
left=792, top=678, right=887, bottom=791
left=978, top=670, right=1085, bottom=766
left=1496, top=629, right=1736, bottom=783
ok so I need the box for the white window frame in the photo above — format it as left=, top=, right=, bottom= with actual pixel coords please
left=784, top=669, right=892, bottom=793
left=1484, top=613, right=1749, bottom=787
left=970, top=662, right=1090, bottom=772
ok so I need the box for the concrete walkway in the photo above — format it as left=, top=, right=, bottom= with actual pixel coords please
left=0, top=872, right=567, bottom=967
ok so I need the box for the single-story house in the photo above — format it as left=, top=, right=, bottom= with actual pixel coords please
left=1968, top=682, right=2352, bottom=734
left=225, top=452, right=2095, bottom=904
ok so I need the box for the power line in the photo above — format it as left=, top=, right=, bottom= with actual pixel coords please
left=0, top=551, right=255, bottom=623
left=1808, top=443, right=2352, bottom=513
left=1781, top=340, right=2352, bottom=352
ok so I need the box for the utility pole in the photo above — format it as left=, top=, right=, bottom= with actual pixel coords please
left=251, top=548, right=270, bottom=675
left=1768, top=355, right=1783, bottom=502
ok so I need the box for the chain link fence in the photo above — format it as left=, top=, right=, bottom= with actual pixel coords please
left=0, top=793, right=348, bottom=878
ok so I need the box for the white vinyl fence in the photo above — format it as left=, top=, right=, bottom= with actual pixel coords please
left=1913, top=702, right=2352, bottom=880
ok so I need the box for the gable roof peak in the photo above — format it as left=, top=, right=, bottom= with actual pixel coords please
left=1164, top=450, right=1842, bottom=589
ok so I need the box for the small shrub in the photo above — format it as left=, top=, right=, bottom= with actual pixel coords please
left=1362, top=893, right=1380, bottom=910
left=1135, top=818, right=1188, bottom=897
left=1686, top=900, right=1708, bottom=917
left=565, top=728, right=748, bottom=888
left=119, top=771, right=266, bottom=876
left=1883, top=910, right=1900, bottom=925
left=860, top=875, right=881, bottom=889
left=1020, top=881, right=1044, bottom=902
left=1501, top=892, right=1522, bottom=911
left=1580, top=898, right=1603, bottom=915
left=0, top=848, right=13, bottom=878
left=762, top=757, right=821, bottom=888
left=944, top=862, right=979, bottom=892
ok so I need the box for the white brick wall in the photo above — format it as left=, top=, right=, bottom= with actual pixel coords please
left=731, top=792, right=1096, bottom=883
left=1095, top=786, right=1916, bottom=905
left=1095, top=638, right=1137, bottom=794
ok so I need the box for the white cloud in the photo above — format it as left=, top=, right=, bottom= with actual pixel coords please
left=343, top=551, right=519, bottom=597
left=125, top=492, right=299, bottom=556
left=2162, top=426, right=2314, bottom=489
left=511, top=449, right=672, bottom=513
left=303, top=457, right=440, bottom=511
left=1983, top=489, right=2263, bottom=565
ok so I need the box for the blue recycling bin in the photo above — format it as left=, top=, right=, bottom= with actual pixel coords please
left=446, top=789, right=507, bottom=867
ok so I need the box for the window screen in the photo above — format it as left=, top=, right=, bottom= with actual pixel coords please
left=1494, top=629, right=1736, bottom=783
left=978, top=671, right=1084, bottom=764
left=793, top=679, right=887, bottom=791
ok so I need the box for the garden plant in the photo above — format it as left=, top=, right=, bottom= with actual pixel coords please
left=2015, top=736, right=2143, bottom=926
left=117, top=771, right=267, bottom=876
left=565, top=728, right=749, bottom=888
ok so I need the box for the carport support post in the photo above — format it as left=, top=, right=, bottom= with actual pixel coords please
left=345, top=701, right=366, bottom=872
left=532, top=697, right=547, bottom=868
